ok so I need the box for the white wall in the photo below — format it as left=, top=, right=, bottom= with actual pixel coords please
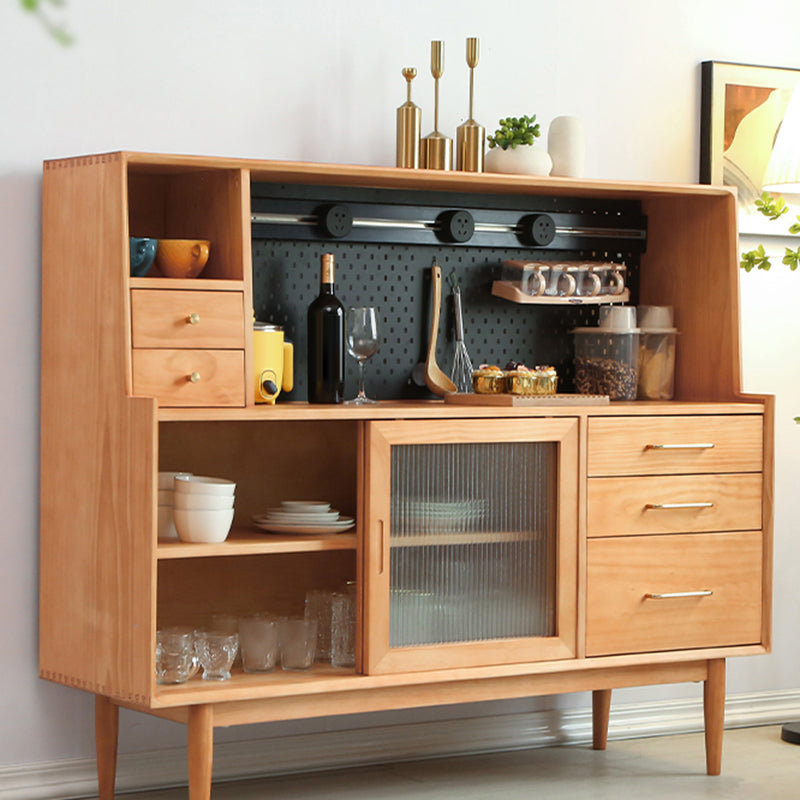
left=1, top=0, right=799, bottom=777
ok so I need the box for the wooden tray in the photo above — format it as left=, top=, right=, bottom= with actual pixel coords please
left=491, top=280, right=630, bottom=306
left=444, top=393, right=610, bottom=406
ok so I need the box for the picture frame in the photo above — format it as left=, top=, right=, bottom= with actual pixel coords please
left=700, top=60, right=800, bottom=236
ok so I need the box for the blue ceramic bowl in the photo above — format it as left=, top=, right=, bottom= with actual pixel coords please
left=129, top=237, right=158, bottom=277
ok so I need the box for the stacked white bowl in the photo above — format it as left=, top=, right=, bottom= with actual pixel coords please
left=173, top=475, right=236, bottom=543
left=157, top=471, right=192, bottom=540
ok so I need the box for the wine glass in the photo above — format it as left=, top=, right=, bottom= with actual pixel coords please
left=345, top=307, right=380, bottom=404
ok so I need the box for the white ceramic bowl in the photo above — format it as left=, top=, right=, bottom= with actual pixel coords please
left=158, top=471, right=192, bottom=490
left=157, top=505, right=179, bottom=541
left=174, top=475, right=236, bottom=496
left=173, top=507, right=234, bottom=543
left=157, top=489, right=174, bottom=506
left=173, top=492, right=234, bottom=510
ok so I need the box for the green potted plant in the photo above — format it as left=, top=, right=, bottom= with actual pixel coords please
left=739, top=191, right=800, bottom=424
left=484, top=115, right=552, bottom=176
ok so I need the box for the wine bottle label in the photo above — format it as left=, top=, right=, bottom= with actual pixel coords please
left=321, top=253, right=335, bottom=284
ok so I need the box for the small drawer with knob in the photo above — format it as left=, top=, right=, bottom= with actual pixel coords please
left=130, top=289, right=245, bottom=349
left=132, top=349, right=245, bottom=407
left=586, top=531, right=763, bottom=656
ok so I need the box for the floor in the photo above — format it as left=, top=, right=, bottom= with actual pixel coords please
left=87, top=725, right=798, bottom=799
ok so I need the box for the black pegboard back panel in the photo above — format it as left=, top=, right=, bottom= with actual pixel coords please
left=251, top=183, right=643, bottom=402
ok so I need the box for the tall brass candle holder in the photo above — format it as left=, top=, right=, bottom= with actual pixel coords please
left=421, top=41, right=452, bottom=171
left=396, top=67, right=421, bottom=169
left=456, top=37, right=484, bottom=172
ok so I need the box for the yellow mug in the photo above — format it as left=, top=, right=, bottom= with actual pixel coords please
left=253, top=322, right=293, bottom=404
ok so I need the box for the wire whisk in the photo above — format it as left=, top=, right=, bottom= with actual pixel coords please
left=449, top=271, right=474, bottom=393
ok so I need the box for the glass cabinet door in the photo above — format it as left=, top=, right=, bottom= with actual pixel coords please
left=363, top=418, right=578, bottom=674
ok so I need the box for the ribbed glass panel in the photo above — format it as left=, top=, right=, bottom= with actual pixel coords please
left=389, top=442, right=557, bottom=648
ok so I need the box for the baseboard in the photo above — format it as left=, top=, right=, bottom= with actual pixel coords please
left=3, top=689, right=799, bottom=800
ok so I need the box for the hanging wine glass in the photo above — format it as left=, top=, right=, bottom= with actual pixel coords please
left=345, top=307, right=380, bottom=404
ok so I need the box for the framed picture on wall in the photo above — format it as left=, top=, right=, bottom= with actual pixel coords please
left=700, top=60, right=800, bottom=236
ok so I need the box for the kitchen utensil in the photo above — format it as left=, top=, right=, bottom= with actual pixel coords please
left=253, top=322, right=294, bottom=404
left=448, top=271, right=473, bottom=392
left=456, top=37, right=485, bottom=172
left=425, top=264, right=457, bottom=396
left=421, top=41, right=452, bottom=170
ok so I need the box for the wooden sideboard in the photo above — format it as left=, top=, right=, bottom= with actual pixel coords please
left=40, top=152, right=773, bottom=799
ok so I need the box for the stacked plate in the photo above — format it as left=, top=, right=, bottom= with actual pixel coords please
left=252, top=501, right=355, bottom=535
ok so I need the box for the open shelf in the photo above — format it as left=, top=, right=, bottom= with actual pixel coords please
left=157, top=527, right=357, bottom=559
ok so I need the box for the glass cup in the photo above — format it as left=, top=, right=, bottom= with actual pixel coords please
left=156, top=626, right=199, bottom=685
left=575, top=264, right=602, bottom=297
left=345, top=306, right=380, bottom=404
left=543, top=264, right=577, bottom=297
left=194, top=629, right=239, bottom=681
left=238, top=614, right=279, bottom=673
left=331, top=590, right=356, bottom=668
left=278, top=617, right=317, bottom=671
left=305, top=589, right=334, bottom=663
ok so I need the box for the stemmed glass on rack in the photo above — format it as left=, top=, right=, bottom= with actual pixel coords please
left=345, top=307, right=380, bottom=404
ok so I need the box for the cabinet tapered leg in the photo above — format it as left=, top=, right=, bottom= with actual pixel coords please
left=95, top=694, right=119, bottom=800
left=592, top=689, right=611, bottom=750
left=703, top=658, right=725, bottom=775
left=188, top=705, right=214, bottom=800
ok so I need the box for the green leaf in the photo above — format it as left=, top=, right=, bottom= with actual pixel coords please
left=740, top=244, right=771, bottom=272
left=755, top=191, right=788, bottom=221
left=783, top=247, right=800, bottom=271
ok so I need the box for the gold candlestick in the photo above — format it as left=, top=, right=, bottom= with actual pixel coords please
left=456, top=37, right=485, bottom=172
left=422, top=41, right=452, bottom=171
left=396, top=67, right=421, bottom=168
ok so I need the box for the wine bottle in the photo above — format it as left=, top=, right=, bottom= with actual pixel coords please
left=307, top=253, right=345, bottom=403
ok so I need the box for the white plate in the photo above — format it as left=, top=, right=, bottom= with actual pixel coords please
left=280, top=501, right=332, bottom=513
left=252, top=517, right=355, bottom=535
left=258, top=508, right=340, bottom=522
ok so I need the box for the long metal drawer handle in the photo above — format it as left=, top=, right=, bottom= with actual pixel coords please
left=645, top=443, right=715, bottom=450
left=644, top=502, right=715, bottom=510
left=644, top=590, right=713, bottom=600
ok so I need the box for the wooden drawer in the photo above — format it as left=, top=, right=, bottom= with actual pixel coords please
left=131, top=289, right=245, bottom=349
left=586, top=532, right=763, bottom=656
left=132, top=349, right=245, bottom=407
left=587, top=473, right=762, bottom=537
left=588, top=415, right=763, bottom=476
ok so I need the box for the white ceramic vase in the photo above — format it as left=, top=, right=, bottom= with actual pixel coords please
left=548, top=115, right=585, bottom=178
left=484, top=145, right=552, bottom=176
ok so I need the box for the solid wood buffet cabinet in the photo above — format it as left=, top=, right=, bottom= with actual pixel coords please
left=40, top=152, right=773, bottom=799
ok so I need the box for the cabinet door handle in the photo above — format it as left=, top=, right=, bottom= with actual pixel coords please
left=645, top=442, right=715, bottom=450
left=188, top=371, right=201, bottom=383
left=644, top=501, right=715, bottom=510
left=378, top=519, right=385, bottom=575
left=187, top=313, right=200, bottom=325
left=644, top=590, right=713, bottom=600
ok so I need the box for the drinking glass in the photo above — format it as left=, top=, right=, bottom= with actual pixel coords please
left=238, top=614, right=279, bottom=673
left=194, top=629, right=239, bottom=681
left=155, top=627, right=199, bottom=685
left=345, top=307, right=380, bottom=404
left=278, top=617, right=318, bottom=670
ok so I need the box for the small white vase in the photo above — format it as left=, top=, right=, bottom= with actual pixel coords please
left=548, top=116, right=585, bottom=178
left=484, top=145, right=552, bottom=176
